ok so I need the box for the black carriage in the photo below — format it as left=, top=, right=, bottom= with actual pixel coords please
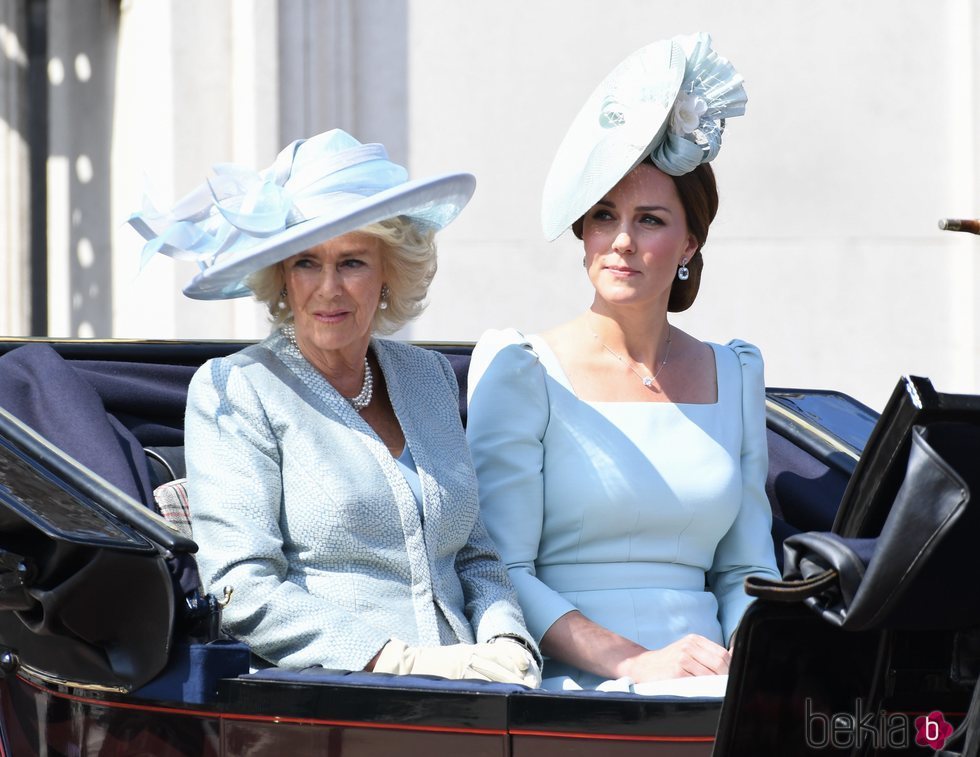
left=0, top=337, right=976, bottom=756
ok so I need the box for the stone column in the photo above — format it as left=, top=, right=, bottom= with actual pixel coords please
left=277, top=0, right=407, bottom=160
left=111, top=0, right=278, bottom=339
left=46, top=0, right=118, bottom=337
left=0, top=0, right=30, bottom=337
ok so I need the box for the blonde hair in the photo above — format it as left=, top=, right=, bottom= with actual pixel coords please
left=246, top=216, right=438, bottom=335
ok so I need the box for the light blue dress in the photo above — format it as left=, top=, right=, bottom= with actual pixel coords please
left=466, top=329, right=780, bottom=686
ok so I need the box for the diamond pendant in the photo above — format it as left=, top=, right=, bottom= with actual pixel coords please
left=642, top=377, right=654, bottom=388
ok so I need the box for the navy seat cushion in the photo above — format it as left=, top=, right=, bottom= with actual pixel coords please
left=242, top=666, right=530, bottom=694
left=133, top=640, right=252, bottom=704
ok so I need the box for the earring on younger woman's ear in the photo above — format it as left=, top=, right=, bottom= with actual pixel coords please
left=582, top=256, right=587, bottom=267
left=379, top=284, right=390, bottom=310
left=676, top=260, right=690, bottom=281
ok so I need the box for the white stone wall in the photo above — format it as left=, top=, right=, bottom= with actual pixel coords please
left=5, top=0, right=979, bottom=410
left=402, top=1, right=980, bottom=410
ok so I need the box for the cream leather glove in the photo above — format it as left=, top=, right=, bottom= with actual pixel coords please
left=487, top=636, right=542, bottom=688
left=373, top=638, right=540, bottom=687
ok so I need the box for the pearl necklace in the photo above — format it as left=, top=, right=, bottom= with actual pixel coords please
left=592, top=325, right=672, bottom=389
left=281, top=323, right=374, bottom=411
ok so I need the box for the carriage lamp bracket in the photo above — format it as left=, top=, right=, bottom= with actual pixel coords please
left=182, top=586, right=234, bottom=641
left=0, top=649, right=19, bottom=676
left=0, top=549, right=36, bottom=612
left=218, top=585, right=233, bottom=607
left=0, top=550, right=35, bottom=590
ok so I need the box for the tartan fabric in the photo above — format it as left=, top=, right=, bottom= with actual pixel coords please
left=153, top=478, right=192, bottom=538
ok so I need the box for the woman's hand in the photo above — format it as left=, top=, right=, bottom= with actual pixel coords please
left=617, top=634, right=730, bottom=682
left=542, top=610, right=729, bottom=683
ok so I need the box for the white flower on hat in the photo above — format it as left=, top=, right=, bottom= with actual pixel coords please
left=541, top=33, right=747, bottom=238
left=669, top=92, right=708, bottom=136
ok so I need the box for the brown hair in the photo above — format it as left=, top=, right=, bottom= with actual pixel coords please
left=571, top=159, right=719, bottom=312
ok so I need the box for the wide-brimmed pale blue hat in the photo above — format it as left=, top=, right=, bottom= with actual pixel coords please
left=541, top=33, right=746, bottom=241
left=128, top=129, right=476, bottom=300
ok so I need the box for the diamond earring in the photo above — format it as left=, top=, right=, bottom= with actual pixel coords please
left=677, top=261, right=690, bottom=281
left=379, top=284, right=390, bottom=310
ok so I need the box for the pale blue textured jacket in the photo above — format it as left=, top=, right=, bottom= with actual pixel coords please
left=186, top=331, right=532, bottom=670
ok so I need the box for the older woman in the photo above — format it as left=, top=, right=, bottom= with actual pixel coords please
left=130, top=129, right=539, bottom=684
left=466, top=35, right=780, bottom=690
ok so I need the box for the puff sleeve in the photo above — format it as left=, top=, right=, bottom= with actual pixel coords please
left=466, top=329, right=578, bottom=642
left=707, top=340, right=782, bottom=643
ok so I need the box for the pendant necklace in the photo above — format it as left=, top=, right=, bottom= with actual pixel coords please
left=591, top=325, right=672, bottom=389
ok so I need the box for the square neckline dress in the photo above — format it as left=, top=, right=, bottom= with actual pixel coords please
left=466, top=329, right=781, bottom=688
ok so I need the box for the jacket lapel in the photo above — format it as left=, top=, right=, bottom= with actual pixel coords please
left=373, top=340, right=444, bottom=538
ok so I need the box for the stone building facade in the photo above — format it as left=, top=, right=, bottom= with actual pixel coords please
left=1, top=0, right=978, bottom=409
